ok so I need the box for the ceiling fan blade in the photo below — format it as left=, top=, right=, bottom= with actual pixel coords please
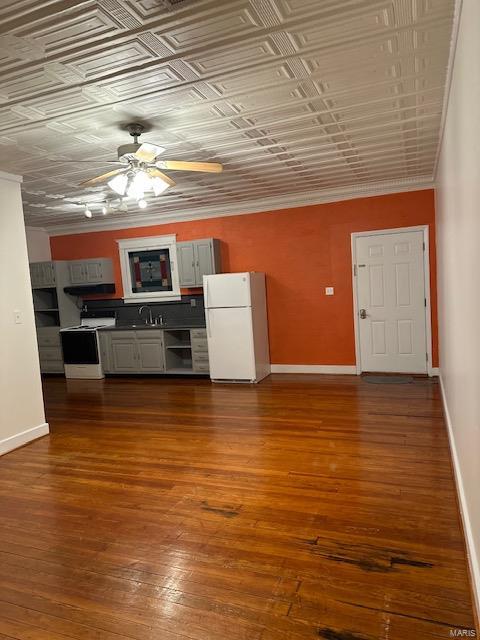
left=147, top=168, right=176, bottom=187
left=159, top=160, right=223, bottom=173
left=47, top=159, right=125, bottom=164
left=135, top=143, right=165, bottom=163
left=80, top=168, right=127, bottom=187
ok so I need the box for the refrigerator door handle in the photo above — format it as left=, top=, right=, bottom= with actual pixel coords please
left=204, top=276, right=209, bottom=308
left=206, top=308, right=212, bottom=338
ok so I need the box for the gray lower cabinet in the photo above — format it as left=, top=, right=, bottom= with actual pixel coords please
left=37, top=327, right=63, bottom=373
left=101, top=330, right=165, bottom=374
left=98, top=332, right=112, bottom=373
left=177, top=239, right=221, bottom=287
left=111, top=338, right=138, bottom=372
left=136, top=333, right=165, bottom=371
left=191, top=328, right=209, bottom=373
left=100, top=328, right=208, bottom=375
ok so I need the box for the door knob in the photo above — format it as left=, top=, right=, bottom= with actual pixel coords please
left=359, top=309, right=367, bottom=319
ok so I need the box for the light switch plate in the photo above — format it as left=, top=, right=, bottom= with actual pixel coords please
left=14, top=310, right=22, bottom=324
left=325, top=287, right=334, bottom=296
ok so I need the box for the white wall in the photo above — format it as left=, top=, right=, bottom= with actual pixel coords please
left=25, top=226, right=51, bottom=262
left=0, top=171, right=48, bottom=454
left=435, top=0, right=480, bottom=612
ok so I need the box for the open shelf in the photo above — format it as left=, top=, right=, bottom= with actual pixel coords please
left=34, top=311, right=60, bottom=328
left=33, top=288, right=59, bottom=313
left=163, top=329, right=191, bottom=349
left=165, top=345, right=193, bottom=372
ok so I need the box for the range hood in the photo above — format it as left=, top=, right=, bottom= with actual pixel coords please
left=64, top=283, right=116, bottom=295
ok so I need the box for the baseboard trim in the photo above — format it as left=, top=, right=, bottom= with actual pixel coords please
left=271, top=364, right=357, bottom=374
left=439, top=374, right=480, bottom=620
left=0, top=422, right=49, bottom=456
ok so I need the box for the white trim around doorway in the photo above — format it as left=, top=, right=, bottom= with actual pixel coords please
left=351, top=225, right=434, bottom=377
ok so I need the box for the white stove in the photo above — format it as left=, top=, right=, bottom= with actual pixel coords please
left=60, top=316, right=115, bottom=379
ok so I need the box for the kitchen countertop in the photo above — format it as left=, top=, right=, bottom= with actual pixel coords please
left=98, top=324, right=206, bottom=331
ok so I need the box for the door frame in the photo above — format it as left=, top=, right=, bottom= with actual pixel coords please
left=351, top=225, right=434, bottom=376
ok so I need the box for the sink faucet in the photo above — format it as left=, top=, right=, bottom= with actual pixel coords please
left=155, top=314, right=164, bottom=326
left=138, top=305, right=153, bottom=325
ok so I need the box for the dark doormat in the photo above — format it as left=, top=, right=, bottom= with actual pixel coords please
left=363, top=375, right=414, bottom=384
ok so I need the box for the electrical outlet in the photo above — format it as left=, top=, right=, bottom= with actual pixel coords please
left=190, top=298, right=196, bottom=307
left=325, top=287, right=334, bottom=296
left=14, top=310, right=22, bottom=324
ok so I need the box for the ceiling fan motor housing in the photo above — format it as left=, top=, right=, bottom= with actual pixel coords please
left=117, top=143, right=142, bottom=161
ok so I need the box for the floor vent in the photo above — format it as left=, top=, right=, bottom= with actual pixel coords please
left=363, top=375, right=414, bottom=384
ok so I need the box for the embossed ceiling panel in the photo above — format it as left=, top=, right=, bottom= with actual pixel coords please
left=0, top=0, right=454, bottom=232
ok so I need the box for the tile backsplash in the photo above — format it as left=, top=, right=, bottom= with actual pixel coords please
left=83, top=295, right=206, bottom=327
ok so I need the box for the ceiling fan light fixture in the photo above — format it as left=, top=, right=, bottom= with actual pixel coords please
left=151, top=176, right=169, bottom=196
left=102, top=203, right=115, bottom=215
left=126, top=171, right=151, bottom=199
left=108, top=173, right=128, bottom=195
left=138, top=198, right=148, bottom=209
left=84, top=206, right=92, bottom=219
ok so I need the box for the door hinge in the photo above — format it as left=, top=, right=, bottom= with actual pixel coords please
left=423, top=241, right=426, bottom=251
left=353, top=264, right=357, bottom=276
left=424, top=298, right=427, bottom=307
left=426, top=352, right=428, bottom=362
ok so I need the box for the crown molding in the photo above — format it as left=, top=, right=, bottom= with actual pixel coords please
left=433, top=0, right=463, bottom=181
left=25, top=225, right=47, bottom=232
left=44, top=176, right=434, bottom=236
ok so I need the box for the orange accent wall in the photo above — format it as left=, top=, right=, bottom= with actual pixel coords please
left=50, top=189, right=438, bottom=367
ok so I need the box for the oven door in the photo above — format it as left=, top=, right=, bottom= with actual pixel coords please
left=61, top=331, right=99, bottom=365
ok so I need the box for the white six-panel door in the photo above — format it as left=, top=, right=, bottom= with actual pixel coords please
left=355, top=230, right=428, bottom=374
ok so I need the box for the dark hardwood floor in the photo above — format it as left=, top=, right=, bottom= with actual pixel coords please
left=0, top=374, right=476, bottom=639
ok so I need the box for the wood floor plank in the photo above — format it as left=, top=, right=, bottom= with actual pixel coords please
left=0, top=374, right=475, bottom=639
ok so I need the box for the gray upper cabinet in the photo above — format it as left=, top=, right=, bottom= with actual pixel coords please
left=30, top=261, right=56, bottom=288
left=85, top=261, right=105, bottom=283
left=196, top=239, right=216, bottom=280
left=177, top=243, right=196, bottom=287
left=177, top=239, right=221, bottom=287
left=30, top=261, right=81, bottom=375
left=68, top=262, right=86, bottom=284
left=68, top=258, right=114, bottom=285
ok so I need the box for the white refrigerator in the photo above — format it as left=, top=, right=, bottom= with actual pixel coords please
left=203, top=272, right=271, bottom=383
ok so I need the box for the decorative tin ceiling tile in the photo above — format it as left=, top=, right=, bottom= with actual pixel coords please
left=0, top=0, right=454, bottom=230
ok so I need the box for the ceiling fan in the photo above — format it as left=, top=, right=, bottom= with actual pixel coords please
left=78, top=123, right=223, bottom=205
